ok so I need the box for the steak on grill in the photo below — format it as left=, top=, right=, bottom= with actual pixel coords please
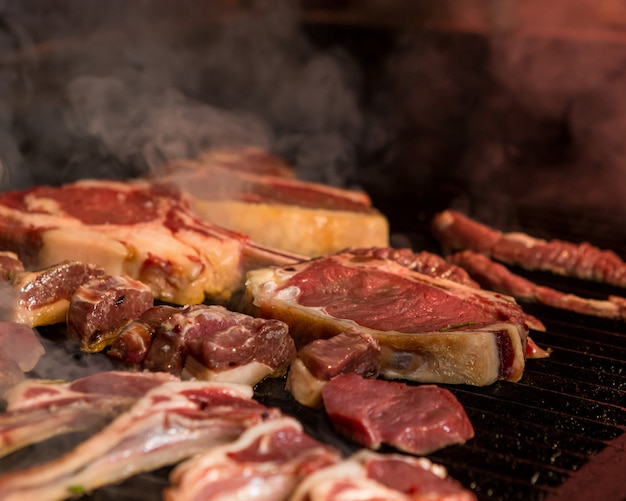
left=0, top=179, right=300, bottom=306
left=245, top=250, right=529, bottom=386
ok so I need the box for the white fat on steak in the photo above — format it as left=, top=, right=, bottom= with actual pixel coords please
left=286, top=328, right=381, bottom=408
left=66, top=274, right=154, bottom=353
left=0, top=371, right=177, bottom=459
left=165, top=416, right=342, bottom=501
left=0, top=380, right=282, bottom=501
left=322, top=373, right=474, bottom=455
left=0, top=322, right=44, bottom=395
left=290, top=449, right=477, bottom=501
left=245, top=250, right=529, bottom=386
left=0, top=179, right=301, bottom=305
left=433, top=209, right=626, bottom=288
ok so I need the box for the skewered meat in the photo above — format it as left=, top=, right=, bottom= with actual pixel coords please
left=286, top=328, right=381, bottom=408
left=432, top=209, right=626, bottom=287
left=322, top=373, right=474, bottom=455
left=115, top=304, right=297, bottom=386
left=11, top=261, right=106, bottom=327
left=0, top=380, right=282, bottom=501
left=0, top=371, right=176, bottom=458
left=0, top=179, right=301, bottom=306
left=245, top=250, right=529, bottom=386
left=67, top=274, right=154, bottom=352
left=160, top=148, right=389, bottom=257
left=0, top=322, right=44, bottom=395
left=450, top=250, right=626, bottom=322
left=165, top=417, right=342, bottom=501
left=290, top=449, right=477, bottom=501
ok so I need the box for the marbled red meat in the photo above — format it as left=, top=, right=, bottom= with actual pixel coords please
left=322, top=373, right=474, bottom=455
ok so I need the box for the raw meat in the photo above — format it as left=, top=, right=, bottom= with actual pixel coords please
left=450, top=250, right=626, bottom=322
left=290, top=449, right=477, bottom=501
left=134, top=304, right=296, bottom=386
left=66, top=274, right=154, bottom=352
left=245, top=250, right=529, bottom=386
left=322, top=373, right=474, bottom=455
left=0, top=322, right=44, bottom=395
left=0, top=380, right=282, bottom=500
left=286, top=328, right=381, bottom=408
left=11, top=261, right=106, bottom=327
left=160, top=148, right=389, bottom=257
left=0, top=179, right=300, bottom=305
left=165, top=416, right=342, bottom=501
left=433, top=209, right=626, bottom=287
left=0, top=371, right=176, bottom=458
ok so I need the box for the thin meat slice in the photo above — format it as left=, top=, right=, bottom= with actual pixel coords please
left=165, top=417, right=342, bottom=501
left=286, top=328, right=381, bottom=408
left=322, top=373, right=474, bottom=455
left=0, top=179, right=301, bottom=306
left=0, top=371, right=177, bottom=458
left=0, top=380, right=282, bottom=501
left=0, top=322, right=45, bottom=395
left=433, top=209, right=626, bottom=287
left=450, top=250, right=626, bottom=322
left=245, top=250, right=529, bottom=386
left=67, top=274, right=154, bottom=353
left=142, top=304, right=296, bottom=386
left=290, top=449, right=477, bottom=501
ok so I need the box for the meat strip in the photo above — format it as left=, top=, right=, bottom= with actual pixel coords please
left=165, top=417, right=341, bottom=501
left=322, top=373, right=474, bottom=455
left=0, top=380, right=282, bottom=500
left=0, top=371, right=176, bottom=458
left=433, top=209, right=626, bottom=287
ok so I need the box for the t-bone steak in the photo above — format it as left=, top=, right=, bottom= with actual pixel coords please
left=245, top=250, right=529, bottom=386
left=0, top=178, right=300, bottom=305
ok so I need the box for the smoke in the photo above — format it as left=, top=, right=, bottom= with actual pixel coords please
left=0, top=0, right=368, bottom=189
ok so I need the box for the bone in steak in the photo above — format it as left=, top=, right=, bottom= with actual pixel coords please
left=322, top=373, right=474, bottom=455
left=0, top=322, right=44, bottom=395
left=165, top=416, right=342, bottom=501
left=0, top=179, right=300, bottom=305
left=286, top=328, right=381, bottom=408
left=130, top=304, right=296, bottom=386
left=290, top=449, right=477, bottom=501
left=0, top=371, right=176, bottom=459
left=160, top=147, right=389, bottom=257
left=432, top=209, right=626, bottom=287
left=245, top=250, right=529, bottom=386
left=0, top=380, right=282, bottom=500
left=66, top=274, right=154, bottom=353
left=449, top=250, right=626, bottom=322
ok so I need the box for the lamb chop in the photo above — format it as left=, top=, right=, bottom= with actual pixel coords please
left=245, top=250, right=529, bottom=386
left=0, top=179, right=302, bottom=306
left=290, top=449, right=477, bottom=501
left=0, top=380, right=282, bottom=500
left=165, top=417, right=342, bottom=501
left=432, top=209, right=626, bottom=288
left=0, top=370, right=177, bottom=459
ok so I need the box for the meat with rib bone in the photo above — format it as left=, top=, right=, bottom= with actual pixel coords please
left=0, top=322, right=44, bottom=395
left=66, top=274, right=154, bottom=353
left=138, top=304, right=295, bottom=386
left=0, top=371, right=176, bottom=458
left=0, top=179, right=301, bottom=306
left=0, top=380, right=282, bottom=501
left=449, top=250, right=626, bottom=322
left=245, top=250, right=528, bottom=386
left=432, top=209, right=626, bottom=287
left=322, top=373, right=474, bottom=455
left=165, top=417, right=342, bottom=501
left=160, top=147, right=389, bottom=257
left=290, top=449, right=477, bottom=501
left=286, top=328, right=381, bottom=408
